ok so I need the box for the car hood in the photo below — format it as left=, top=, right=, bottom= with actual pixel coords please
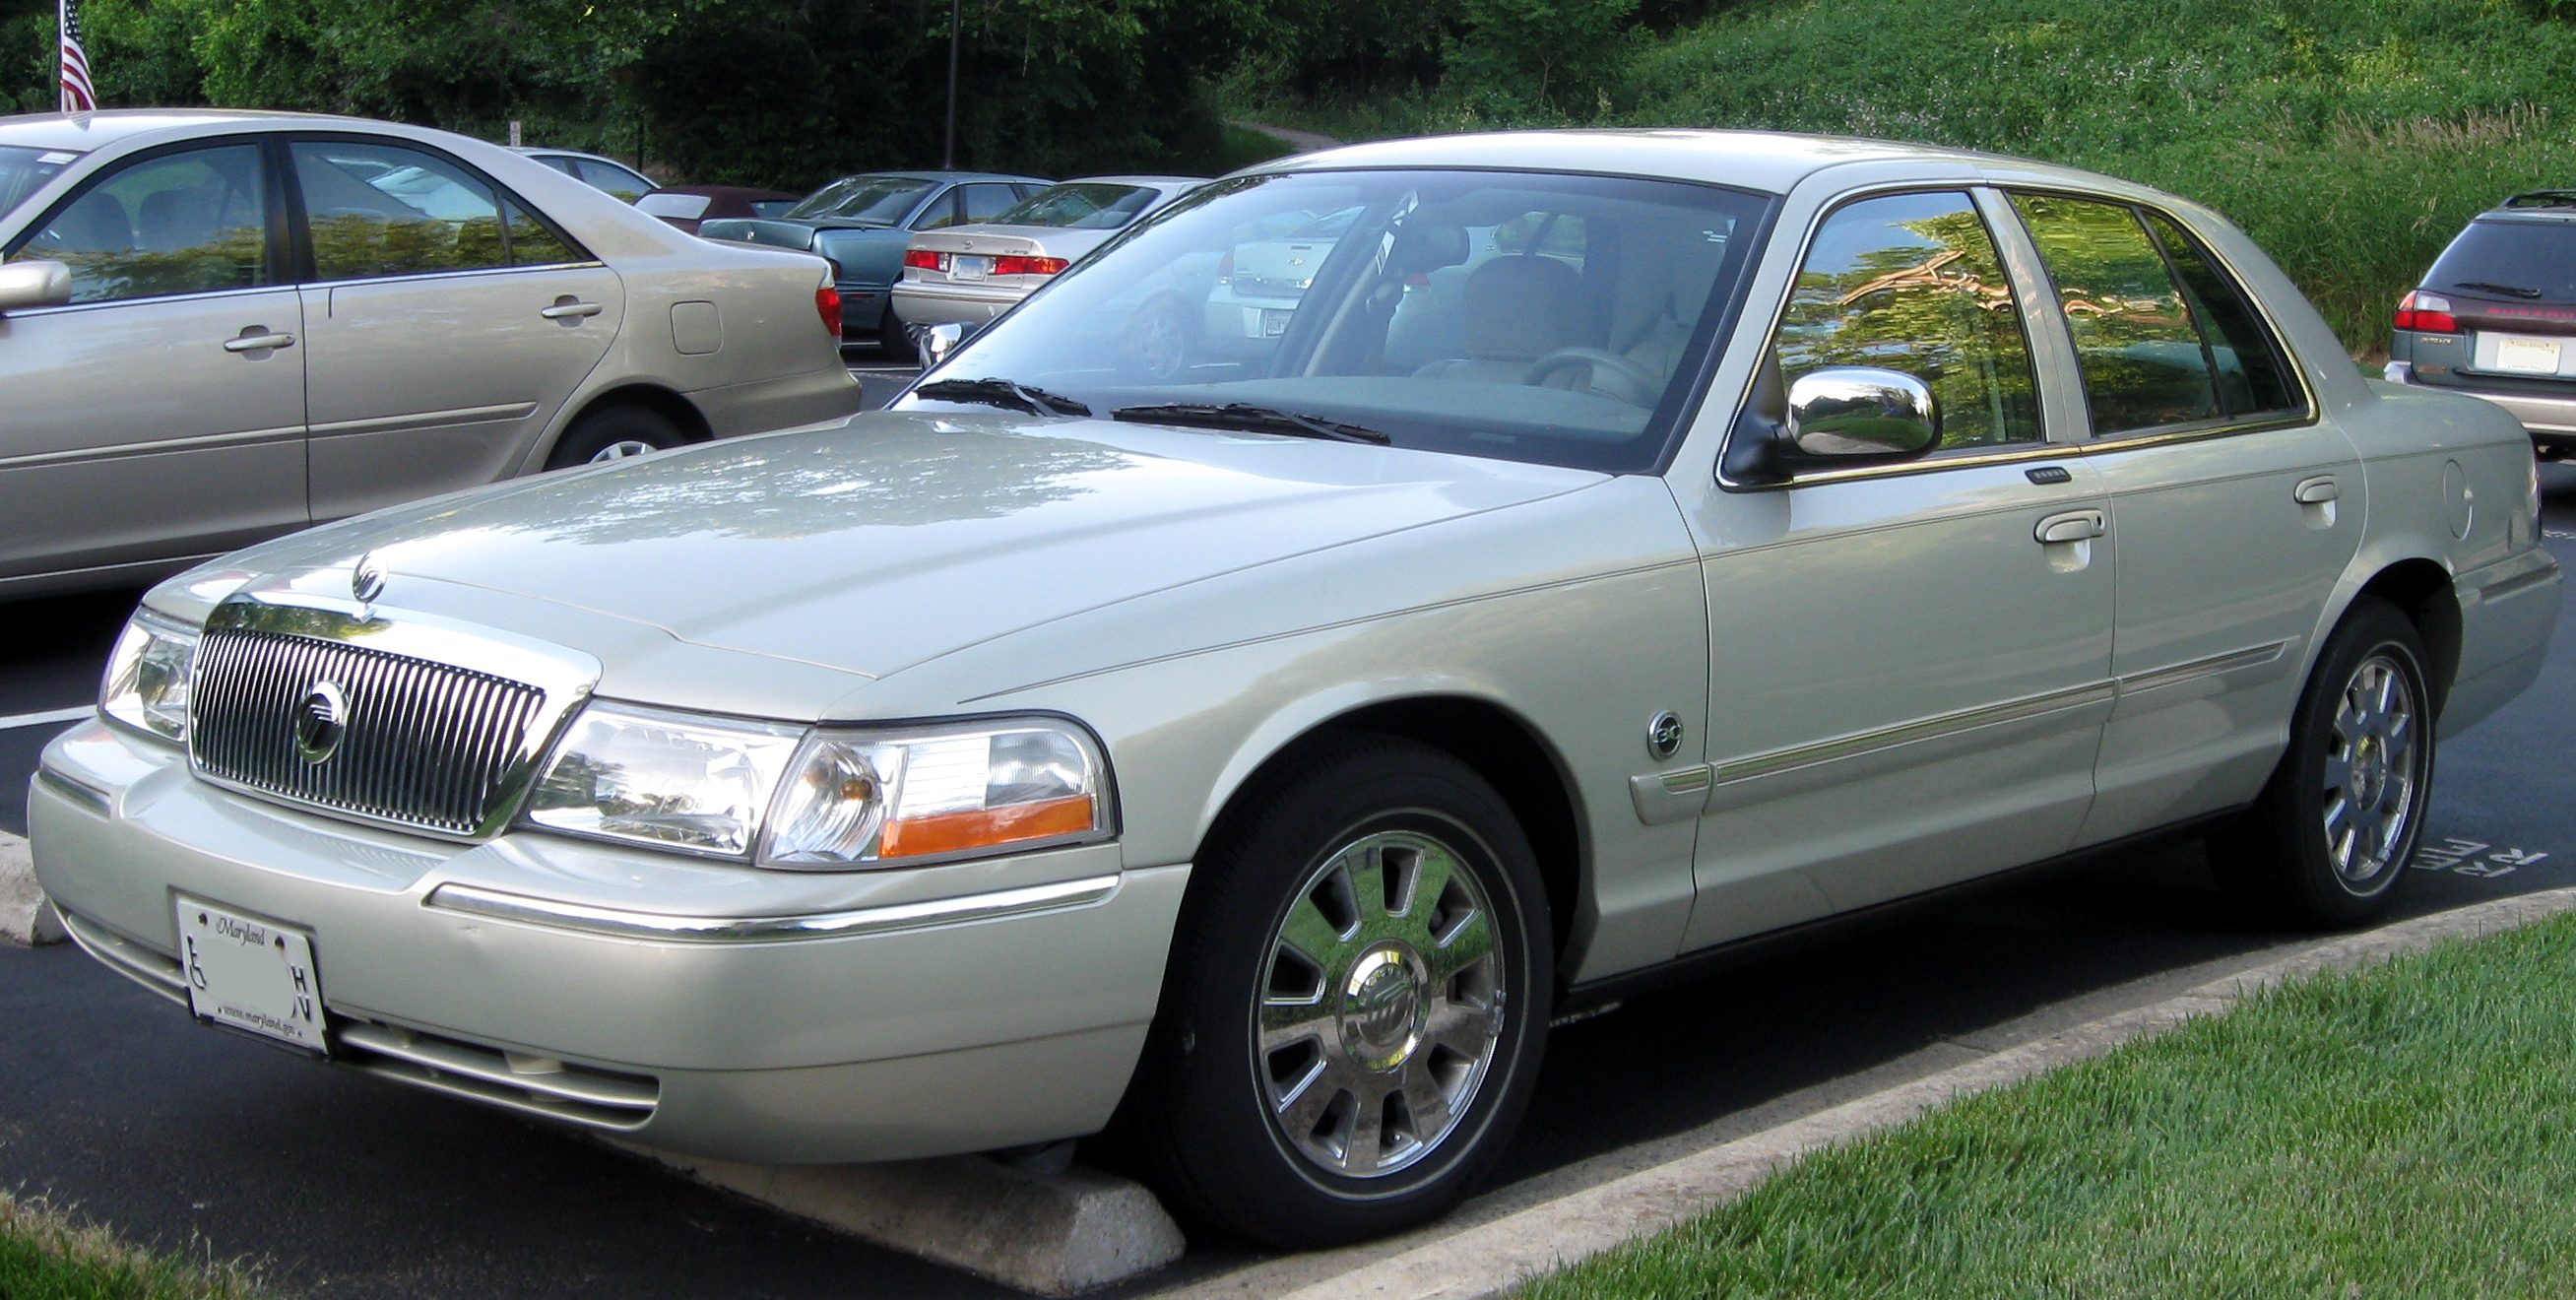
left=210, top=412, right=1606, bottom=687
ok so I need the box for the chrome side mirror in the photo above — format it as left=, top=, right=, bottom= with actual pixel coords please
left=917, top=321, right=965, bottom=371
left=1783, top=367, right=1941, bottom=460
left=0, top=259, right=72, bottom=313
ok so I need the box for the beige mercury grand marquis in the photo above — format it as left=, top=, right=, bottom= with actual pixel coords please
left=0, top=110, right=858, bottom=599
left=31, top=131, right=2561, bottom=1248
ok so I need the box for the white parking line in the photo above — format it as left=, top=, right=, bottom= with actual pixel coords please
left=0, top=705, right=91, bottom=732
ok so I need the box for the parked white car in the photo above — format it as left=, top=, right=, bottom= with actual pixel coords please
left=0, top=110, right=859, bottom=598
left=890, top=175, right=1202, bottom=332
left=32, top=130, right=2559, bottom=1250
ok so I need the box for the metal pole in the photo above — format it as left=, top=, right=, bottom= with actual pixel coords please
left=942, top=0, right=959, bottom=169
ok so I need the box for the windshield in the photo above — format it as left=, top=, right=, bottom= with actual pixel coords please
left=898, top=168, right=1771, bottom=473
left=785, top=175, right=934, bottom=225
left=0, top=145, right=80, bottom=225
left=2428, top=219, right=2576, bottom=303
left=994, top=182, right=1164, bottom=230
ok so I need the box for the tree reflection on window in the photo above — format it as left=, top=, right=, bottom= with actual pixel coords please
left=1778, top=191, right=2040, bottom=450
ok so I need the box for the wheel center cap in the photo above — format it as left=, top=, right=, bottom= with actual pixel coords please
left=1339, top=946, right=1425, bottom=1072
left=2351, top=736, right=2383, bottom=805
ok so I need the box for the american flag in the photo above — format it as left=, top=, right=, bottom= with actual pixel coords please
left=59, top=0, right=96, bottom=113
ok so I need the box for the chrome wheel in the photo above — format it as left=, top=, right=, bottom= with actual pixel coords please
left=2321, top=652, right=2422, bottom=887
left=1256, top=827, right=1504, bottom=1180
left=1131, top=304, right=1190, bottom=380
left=587, top=439, right=659, bottom=463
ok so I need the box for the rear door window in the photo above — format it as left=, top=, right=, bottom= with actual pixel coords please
left=292, top=140, right=580, bottom=279
left=2011, top=193, right=2221, bottom=436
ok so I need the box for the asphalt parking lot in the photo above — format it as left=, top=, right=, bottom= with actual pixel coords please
left=2, top=447, right=2571, bottom=1296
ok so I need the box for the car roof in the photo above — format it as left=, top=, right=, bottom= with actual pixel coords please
left=2477, top=190, right=2576, bottom=225
left=0, top=107, right=354, bottom=153
left=656, top=183, right=798, bottom=201
left=1050, top=175, right=1205, bottom=189
left=1249, top=128, right=2136, bottom=199
left=837, top=169, right=1051, bottom=185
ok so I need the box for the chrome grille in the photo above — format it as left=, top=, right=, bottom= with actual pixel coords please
left=190, top=628, right=547, bottom=835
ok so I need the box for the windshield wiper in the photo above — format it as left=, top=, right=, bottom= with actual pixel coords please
left=1110, top=402, right=1391, bottom=445
left=2454, top=280, right=2545, bottom=299
left=913, top=377, right=1091, bottom=418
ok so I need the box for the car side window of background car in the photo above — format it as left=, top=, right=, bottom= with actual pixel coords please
left=291, top=141, right=577, bottom=280
left=1776, top=190, right=2041, bottom=451
left=957, top=183, right=1018, bottom=226
left=572, top=158, right=652, bottom=202
left=2010, top=193, right=2236, bottom=436
left=912, top=188, right=969, bottom=230
left=7, top=144, right=271, bottom=304
left=2140, top=210, right=2305, bottom=421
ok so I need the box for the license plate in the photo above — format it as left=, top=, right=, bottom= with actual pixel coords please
left=2493, top=334, right=2562, bottom=374
left=1261, top=308, right=1292, bottom=337
left=951, top=254, right=990, bottom=280
left=177, top=897, right=327, bottom=1053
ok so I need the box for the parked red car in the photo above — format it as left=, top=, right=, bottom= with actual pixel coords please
left=636, top=184, right=800, bottom=235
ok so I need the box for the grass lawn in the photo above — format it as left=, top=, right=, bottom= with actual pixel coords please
left=1528, top=911, right=2576, bottom=1297
left=0, top=1191, right=267, bottom=1300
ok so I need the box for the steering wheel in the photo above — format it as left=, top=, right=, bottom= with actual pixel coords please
left=1522, top=348, right=1662, bottom=406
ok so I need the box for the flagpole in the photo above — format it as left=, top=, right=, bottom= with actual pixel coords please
left=58, top=0, right=70, bottom=112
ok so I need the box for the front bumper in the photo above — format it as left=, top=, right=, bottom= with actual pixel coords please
left=2386, top=360, right=2576, bottom=453
left=30, top=719, right=1187, bottom=1163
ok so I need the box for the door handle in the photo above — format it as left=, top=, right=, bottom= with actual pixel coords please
left=2294, top=476, right=2340, bottom=505
left=541, top=299, right=605, bottom=320
left=2034, top=509, right=2106, bottom=544
left=223, top=330, right=295, bottom=354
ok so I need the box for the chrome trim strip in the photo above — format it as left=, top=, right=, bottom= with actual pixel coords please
left=56, top=908, right=191, bottom=1006
left=2113, top=641, right=2291, bottom=696
left=33, top=764, right=112, bottom=816
left=2478, top=564, right=2561, bottom=603
left=424, top=873, right=1123, bottom=943
left=0, top=423, right=303, bottom=472
left=336, top=1022, right=657, bottom=1111
left=309, top=402, right=541, bottom=440
left=1711, top=682, right=2118, bottom=786
left=1628, top=766, right=1713, bottom=826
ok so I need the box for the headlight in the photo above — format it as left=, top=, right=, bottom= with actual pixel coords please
left=100, top=610, right=201, bottom=743
left=523, top=705, right=1112, bottom=869
left=761, top=720, right=1110, bottom=869
left=524, top=703, right=805, bottom=857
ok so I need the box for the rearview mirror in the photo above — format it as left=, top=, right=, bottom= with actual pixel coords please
left=916, top=321, right=965, bottom=370
left=1783, top=367, right=1941, bottom=461
left=0, top=260, right=71, bottom=313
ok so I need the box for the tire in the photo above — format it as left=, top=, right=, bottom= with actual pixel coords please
left=1124, top=736, right=1552, bottom=1248
left=1127, top=298, right=1192, bottom=382
left=876, top=306, right=917, bottom=361
left=545, top=404, right=687, bottom=470
left=2216, top=597, right=2436, bottom=928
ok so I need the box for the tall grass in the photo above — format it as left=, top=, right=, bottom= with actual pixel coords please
left=1270, top=0, right=2576, bottom=355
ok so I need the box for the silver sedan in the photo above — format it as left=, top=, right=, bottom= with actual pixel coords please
left=0, top=110, right=859, bottom=599
left=889, top=175, right=1201, bottom=332
left=31, top=130, right=2560, bottom=1252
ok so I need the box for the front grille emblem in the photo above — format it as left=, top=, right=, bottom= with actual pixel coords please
left=293, top=682, right=348, bottom=764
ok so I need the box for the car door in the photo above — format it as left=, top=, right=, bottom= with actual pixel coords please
left=2001, top=193, right=2361, bottom=844
left=1677, top=187, right=2116, bottom=949
left=0, top=140, right=306, bottom=584
left=288, top=137, right=625, bottom=520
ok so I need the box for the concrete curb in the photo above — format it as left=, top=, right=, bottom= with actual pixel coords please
left=610, top=1140, right=1186, bottom=1296
left=1, top=831, right=66, bottom=946
left=1222, top=884, right=2576, bottom=1300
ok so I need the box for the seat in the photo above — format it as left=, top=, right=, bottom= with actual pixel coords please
left=1411, top=255, right=1587, bottom=385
